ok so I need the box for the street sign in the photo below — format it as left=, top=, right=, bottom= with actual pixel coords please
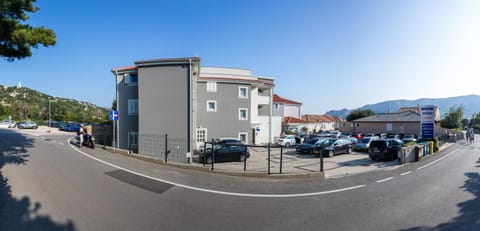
left=110, top=110, right=119, bottom=121
left=421, top=105, right=435, bottom=139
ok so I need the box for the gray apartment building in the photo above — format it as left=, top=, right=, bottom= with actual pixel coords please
left=111, top=57, right=280, bottom=162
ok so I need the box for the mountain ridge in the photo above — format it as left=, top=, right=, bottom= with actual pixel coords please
left=326, top=95, right=480, bottom=119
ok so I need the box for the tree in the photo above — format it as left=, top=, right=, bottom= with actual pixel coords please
left=111, top=99, right=117, bottom=111
left=462, top=118, right=470, bottom=128
left=440, top=106, right=463, bottom=129
left=346, top=109, right=375, bottom=121
left=0, top=0, right=56, bottom=61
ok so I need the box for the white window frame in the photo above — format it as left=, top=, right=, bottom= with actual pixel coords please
left=239, top=108, right=248, bottom=120
left=127, top=131, right=138, bottom=148
left=196, top=128, right=208, bottom=143
left=239, top=132, right=248, bottom=143
left=207, top=82, right=217, bottom=92
left=206, top=100, right=217, bottom=112
left=128, top=99, right=138, bottom=115
left=239, top=86, right=248, bottom=98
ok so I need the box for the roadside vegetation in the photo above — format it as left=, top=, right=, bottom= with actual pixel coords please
left=0, top=85, right=108, bottom=124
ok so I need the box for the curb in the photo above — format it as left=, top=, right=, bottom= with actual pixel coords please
left=100, top=145, right=325, bottom=179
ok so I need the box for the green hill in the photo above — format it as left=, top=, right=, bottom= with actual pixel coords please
left=0, top=85, right=109, bottom=123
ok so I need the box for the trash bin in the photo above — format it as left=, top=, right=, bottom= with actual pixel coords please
left=429, top=141, right=434, bottom=154
left=415, top=145, right=421, bottom=161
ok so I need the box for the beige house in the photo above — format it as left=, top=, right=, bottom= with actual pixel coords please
left=301, top=114, right=345, bottom=133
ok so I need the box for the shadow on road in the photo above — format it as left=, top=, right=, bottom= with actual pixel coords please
left=0, top=130, right=76, bottom=231
left=400, top=158, right=480, bottom=231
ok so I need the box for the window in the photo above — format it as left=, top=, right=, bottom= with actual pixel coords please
left=207, top=100, right=217, bottom=112
left=196, top=128, right=207, bottom=142
left=239, top=108, right=248, bottom=120
left=239, top=133, right=248, bottom=143
left=207, top=82, right=217, bottom=92
left=127, top=131, right=138, bottom=148
left=274, top=103, right=279, bottom=109
left=128, top=99, right=138, bottom=115
left=124, top=73, right=138, bottom=86
left=239, top=87, right=248, bottom=98
left=386, top=123, right=393, bottom=132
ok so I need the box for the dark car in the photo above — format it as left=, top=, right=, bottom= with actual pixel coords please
left=368, top=138, right=404, bottom=161
left=199, top=144, right=250, bottom=164
left=201, top=137, right=244, bottom=153
left=313, top=138, right=352, bottom=157
left=296, top=138, right=326, bottom=154
left=402, top=134, right=417, bottom=143
left=17, top=121, right=38, bottom=129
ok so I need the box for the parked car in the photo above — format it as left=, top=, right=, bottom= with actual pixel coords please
left=199, top=144, right=250, bottom=164
left=368, top=138, right=404, bottom=161
left=354, top=136, right=378, bottom=152
left=64, top=123, right=81, bottom=132
left=274, top=135, right=296, bottom=147
left=17, top=121, right=38, bottom=129
left=201, top=137, right=244, bottom=153
left=296, top=138, right=327, bottom=154
left=313, top=138, right=352, bottom=157
left=402, top=134, right=417, bottom=143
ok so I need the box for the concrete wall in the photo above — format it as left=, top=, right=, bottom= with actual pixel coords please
left=273, top=103, right=284, bottom=117
left=196, top=81, right=251, bottom=143
left=116, top=73, right=138, bottom=150
left=352, top=122, right=420, bottom=135
left=138, top=65, right=191, bottom=156
left=284, top=104, right=301, bottom=118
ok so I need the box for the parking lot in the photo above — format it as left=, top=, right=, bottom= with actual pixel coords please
left=192, top=147, right=402, bottom=178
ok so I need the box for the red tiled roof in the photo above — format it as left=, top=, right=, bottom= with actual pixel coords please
left=273, top=94, right=302, bottom=105
left=283, top=116, right=306, bottom=124
left=111, top=65, right=137, bottom=72
left=301, top=114, right=344, bottom=123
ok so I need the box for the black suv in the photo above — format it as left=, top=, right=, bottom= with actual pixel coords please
left=199, top=144, right=250, bottom=164
left=368, top=138, right=404, bottom=161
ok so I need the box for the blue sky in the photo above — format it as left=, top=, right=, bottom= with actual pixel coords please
left=2, top=0, right=480, bottom=114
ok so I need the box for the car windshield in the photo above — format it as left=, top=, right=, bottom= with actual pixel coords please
left=360, top=138, right=371, bottom=143
left=306, top=139, right=319, bottom=144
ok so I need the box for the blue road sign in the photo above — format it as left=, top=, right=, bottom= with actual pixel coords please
left=110, top=110, right=119, bottom=121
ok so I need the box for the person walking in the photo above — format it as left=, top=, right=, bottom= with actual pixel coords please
left=470, top=129, right=475, bottom=144
left=78, top=124, right=85, bottom=148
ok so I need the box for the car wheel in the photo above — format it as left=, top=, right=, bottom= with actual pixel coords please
left=328, top=150, right=334, bottom=157
left=391, top=152, right=397, bottom=161
left=206, top=156, right=213, bottom=164
left=239, top=154, right=246, bottom=162
left=347, top=147, right=352, bottom=154
left=285, top=142, right=290, bottom=148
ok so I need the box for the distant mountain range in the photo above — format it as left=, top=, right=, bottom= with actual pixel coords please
left=326, top=95, right=480, bottom=119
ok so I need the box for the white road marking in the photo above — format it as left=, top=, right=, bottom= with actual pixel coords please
left=417, top=150, right=457, bottom=170
left=376, top=177, right=394, bottom=183
left=400, top=171, right=412, bottom=176
left=67, top=138, right=366, bottom=198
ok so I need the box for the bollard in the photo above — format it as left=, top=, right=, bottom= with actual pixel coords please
left=268, top=143, right=271, bottom=175
left=211, top=138, right=215, bottom=170
left=243, top=145, right=247, bottom=171
left=280, top=146, right=283, bottom=174
left=203, top=142, right=207, bottom=167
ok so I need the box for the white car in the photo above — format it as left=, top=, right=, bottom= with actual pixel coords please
left=274, top=135, right=297, bottom=147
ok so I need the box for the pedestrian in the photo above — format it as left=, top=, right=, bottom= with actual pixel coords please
left=465, top=130, right=470, bottom=144
left=470, top=129, right=475, bottom=144
left=78, top=124, right=85, bottom=148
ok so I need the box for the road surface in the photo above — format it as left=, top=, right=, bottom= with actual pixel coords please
left=1, top=128, right=479, bottom=230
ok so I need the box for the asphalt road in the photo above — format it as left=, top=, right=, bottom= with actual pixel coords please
left=1, top=128, right=479, bottom=231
